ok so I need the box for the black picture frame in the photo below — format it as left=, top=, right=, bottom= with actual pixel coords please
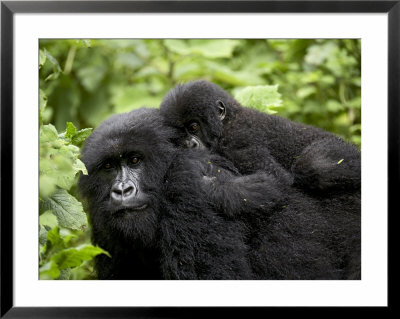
left=1, top=1, right=396, bottom=317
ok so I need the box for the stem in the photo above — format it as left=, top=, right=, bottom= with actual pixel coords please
left=64, top=45, right=77, bottom=75
left=161, top=41, right=176, bottom=85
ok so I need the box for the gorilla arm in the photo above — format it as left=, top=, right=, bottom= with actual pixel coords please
left=190, top=152, right=290, bottom=218
left=203, top=170, right=289, bottom=218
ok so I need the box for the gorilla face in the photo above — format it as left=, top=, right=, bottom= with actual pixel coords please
left=79, top=108, right=176, bottom=245
left=160, top=80, right=234, bottom=151
left=88, top=150, right=157, bottom=243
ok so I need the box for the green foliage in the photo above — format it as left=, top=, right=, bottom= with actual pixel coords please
left=39, top=39, right=361, bottom=279
left=40, top=189, right=87, bottom=230
left=233, top=85, right=282, bottom=114
left=264, top=39, right=361, bottom=145
left=39, top=227, right=109, bottom=280
left=39, top=39, right=361, bottom=146
left=39, top=120, right=89, bottom=196
left=39, top=83, right=108, bottom=279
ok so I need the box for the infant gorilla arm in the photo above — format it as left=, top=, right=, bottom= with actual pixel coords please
left=159, top=80, right=361, bottom=194
left=168, top=150, right=289, bottom=218
left=78, top=108, right=257, bottom=279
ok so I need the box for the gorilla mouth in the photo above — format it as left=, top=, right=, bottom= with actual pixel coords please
left=131, top=204, right=148, bottom=211
left=114, top=204, right=149, bottom=216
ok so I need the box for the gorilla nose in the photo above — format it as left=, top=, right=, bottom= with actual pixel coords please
left=111, top=180, right=136, bottom=204
left=185, top=137, right=200, bottom=149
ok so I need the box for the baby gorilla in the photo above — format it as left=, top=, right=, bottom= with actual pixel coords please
left=78, top=108, right=259, bottom=279
left=160, top=80, right=361, bottom=194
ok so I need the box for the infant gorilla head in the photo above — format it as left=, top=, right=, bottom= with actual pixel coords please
left=159, top=80, right=234, bottom=150
left=79, top=108, right=177, bottom=246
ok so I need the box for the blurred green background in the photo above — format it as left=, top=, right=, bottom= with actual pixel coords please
left=40, top=39, right=361, bottom=145
left=39, top=39, right=361, bottom=280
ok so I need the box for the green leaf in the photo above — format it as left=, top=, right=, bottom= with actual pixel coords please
left=42, top=48, right=62, bottom=82
left=350, top=124, right=361, bottom=133
left=348, top=97, right=361, bottom=109
left=39, top=50, right=47, bottom=69
left=65, top=122, right=77, bottom=139
left=39, top=189, right=88, bottom=230
left=70, top=128, right=93, bottom=146
left=188, top=39, right=240, bottom=58
left=111, top=85, right=161, bottom=113
left=234, top=85, right=282, bottom=113
left=76, top=39, right=92, bottom=48
left=39, top=89, right=48, bottom=111
left=45, top=72, right=60, bottom=82
left=51, top=244, right=110, bottom=270
left=164, top=39, right=240, bottom=58
left=59, top=228, right=79, bottom=245
left=163, top=39, right=190, bottom=55
left=296, top=86, right=316, bottom=99
left=305, top=42, right=338, bottom=66
left=46, top=226, right=66, bottom=251
left=40, top=146, right=76, bottom=191
left=207, top=61, right=264, bottom=86
left=43, top=48, right=62, bottom=72
left=73, top=158, right=88, bottom=175
left=39, top=210, right=59, bottom=228
left=173, top=61, right=204, bottom=81
left=39, top=225, right=49, bottom=246
left=39, top=260, right=60, bottom=279
left=39, top=89, right=48, bottom=125
left=62, top=122, right=92, bottom=146
left=39, top=175, right=57, bottom=199
left=326, top=100, right=344, bottom=113
left=40, top=124, right=59, bottom=143
left=40, top=124, right=85, bottom=192
left=115, top=52, right=143, bottom=69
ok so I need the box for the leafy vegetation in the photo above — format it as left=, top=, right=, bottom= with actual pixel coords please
left=39, top=39, right=361, bottom=279
left=39, top=100, right=109, bottom=279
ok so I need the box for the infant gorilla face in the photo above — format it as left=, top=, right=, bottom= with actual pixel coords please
left=79, top=108, right=176, bottom=243
left=160, top=80, right=232, bottom=151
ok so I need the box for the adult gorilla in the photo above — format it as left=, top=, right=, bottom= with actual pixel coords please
left=78, top=108, right=258, bottom=279
left=159, top=80, right=361, bottom=194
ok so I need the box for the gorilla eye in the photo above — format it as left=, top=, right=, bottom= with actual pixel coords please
left=188, top=122, right=200, bottom=133
left=103, top=163, right=112, bottom=170
left=130, top=157, right=140, bottom=165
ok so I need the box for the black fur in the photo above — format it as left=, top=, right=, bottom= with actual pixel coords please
left=159, top=80, right=361, bottom=194
left=79, top=107, right=360, bottom=280
left=202, top=163, right=361, bottom=279
left=159, top=80, right=361, bottom=279
left=78, top=108, right=253, bottom=279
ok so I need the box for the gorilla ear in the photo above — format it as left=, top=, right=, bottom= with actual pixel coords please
left=216, top=100, right=226, bottom=121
